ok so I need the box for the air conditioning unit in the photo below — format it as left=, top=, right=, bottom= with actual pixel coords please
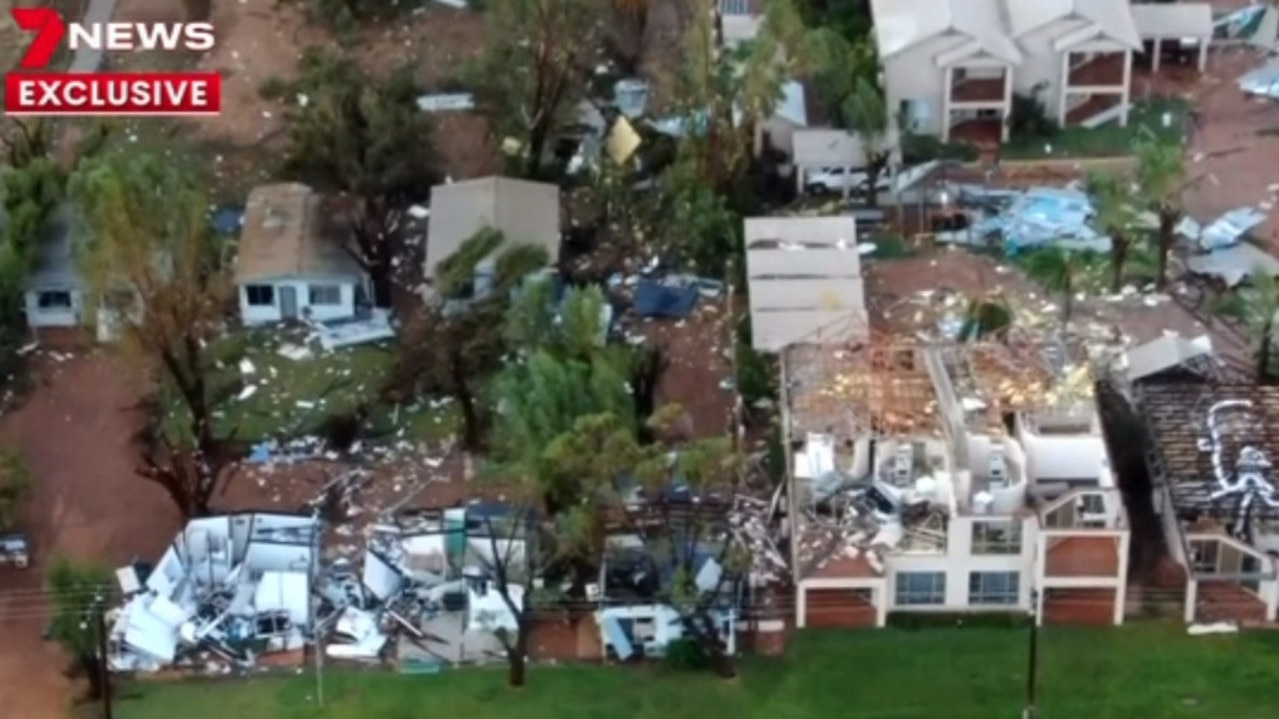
left=892, top=446, right=913, bottom=485
left=988, top=449, right=1009, bottom=489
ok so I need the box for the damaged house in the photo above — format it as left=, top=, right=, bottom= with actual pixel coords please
left=594, top=505, right=748, bottom=660
left=341, top=502, right=531, bottom=667
left=108, top=512, right=322, bottom=671
left=1138, top=382, right=1279, bottom=625
left=781, top=338, right=1130, bottom=628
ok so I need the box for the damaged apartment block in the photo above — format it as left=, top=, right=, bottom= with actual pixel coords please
left=780, top=337, right=1130, bottom=628
left=1139, top=383, right=1279, bottom=625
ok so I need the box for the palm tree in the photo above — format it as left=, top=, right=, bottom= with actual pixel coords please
left=842, top=76, right=892, bottom=205
left=1135, top=138, right=1186, bottom=291
left=1022, top=246, right=1091, bottom=333
left=1085, top=169, right=1141, bottom=293
left=1220, top=269, right=1279, bottom=383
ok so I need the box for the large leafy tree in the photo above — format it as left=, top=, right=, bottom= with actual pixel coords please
left=279, top=49, right=441, bottom=306
left=468, top=0, right=607, bottom=179
left=1022, top=246, right=1093, bottom=334
left=70, top=151, right=238, bottom=519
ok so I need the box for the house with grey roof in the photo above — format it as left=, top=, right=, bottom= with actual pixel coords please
left=233, top=183, right=369, bottom=326
left=424, top=176, right=561, bottom=288
left=868, top=0, right=1212, bottom=143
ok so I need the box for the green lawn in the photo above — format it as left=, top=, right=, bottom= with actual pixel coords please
left=114, top=625, right=1279, bottom=719
left=1002, top=98, right=1188, bottom=160
left=164, top=331, right=457, bottom=444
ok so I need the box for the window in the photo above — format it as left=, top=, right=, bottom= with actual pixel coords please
left=894, top=571, right=945, bottom=606
left=308, top=284, right=342, bottom=306
left=37, top=291, right=72, bottom=310
left=245, top=285, right=274, bottom=306
left=971, top=520, right=1022, bottom=555
left=968, top=571, right=1019, bottom=606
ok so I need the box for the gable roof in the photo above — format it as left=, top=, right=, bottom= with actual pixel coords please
left=425, top=176, right=561, bottom=279
left=869, top=0, right=1022, bottom=64
left=1003, top=0, right=1142, bottom=49
left=1130, top=2, right=1213, bottom=40
left=233, top=183, right=362, bottom=284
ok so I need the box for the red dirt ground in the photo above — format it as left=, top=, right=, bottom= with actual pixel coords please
left=0, top=350, right=182, bottom=719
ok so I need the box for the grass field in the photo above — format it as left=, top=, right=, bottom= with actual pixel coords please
left=1003, top=98, right=1188, bottom=160
left=115, top=625, right=1279, bottom=719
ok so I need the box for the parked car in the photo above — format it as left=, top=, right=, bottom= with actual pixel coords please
left=804, top=167, right=892, bottom=196
left=0, top=533, right=30, bottom=568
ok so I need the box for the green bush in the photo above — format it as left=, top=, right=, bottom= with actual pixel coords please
left=901, top=134, right=980, bottom=164
left=734, top=315, right=774, bottom=405
left=886, top=611, right=1029, bottom=630
left=664, top=638, right=711, bottom=671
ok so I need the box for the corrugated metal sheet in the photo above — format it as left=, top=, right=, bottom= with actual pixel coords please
left=751, top=310, right=866, bottom=352
left=746, top=248, right=860, bottom=278
left=748, top=278, right=865, bottom=311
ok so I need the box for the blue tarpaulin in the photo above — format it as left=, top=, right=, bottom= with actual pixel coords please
left=633, top=280, right=699, bottom=318
left=211, top=206, right=244, bottom=235
left=602, top=616, right=636, bottom=660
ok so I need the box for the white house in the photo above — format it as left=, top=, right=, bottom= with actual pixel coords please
left=868, top=0, right=1212, bottom=142
left=23, top=206, right=85, bottom=330
left=233, top=183, right=370, bottom=326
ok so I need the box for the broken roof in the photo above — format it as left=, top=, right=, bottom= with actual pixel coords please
left=1123, top=333, right=1214, bottom=384
left=425, top=176, right=561, bottom=280
left=26, top=205, right=82, bottom=291
left=233, top=183, right=363, bottom=284
left=1139, top=382, right=1279, bottom=521
left=790, top=127, right=902, bottom=169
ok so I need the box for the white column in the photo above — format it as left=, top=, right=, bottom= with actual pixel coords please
left=875, top=588, right=888, bottom=627
left=1114, top=533, right=1130, bottom=626
left=1120, top=50, right=1133, bottom=126
left=796, top=583, right=807, bottom=628
left=1058, top=52, right=1070, bottom=127
left=1198, top=42, right=1208, bottom=73
left=1001, top=65, right=1013, bottom=142
left=941, top=65, right=954, bottom=142
left=1152, top=39, right=1161, bottom=73
left=1184, top=580, right=1198, bottom=624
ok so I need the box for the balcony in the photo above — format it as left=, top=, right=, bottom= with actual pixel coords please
left=1044, top=536, right=1122, bottom=578
left=1067, top=52, right=1125, bottom=87
left=950, top=77, right=1006, bottom=104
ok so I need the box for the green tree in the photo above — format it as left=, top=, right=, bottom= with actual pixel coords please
left=1085, top=169, right=1142, bottom=293
left=841, top=76, right=892, bottom=205
left=1217, top=269, right=1279, bottom=384
left=70, top=152, right=237, bottom=519
left=1135, top=138, right=1186, bottom=291
left=1022, top=246, right=1091, bottom=333
left=468, top=0, right=607, bottom=179
left=381, top=229, right=550, bottom=450
left=278, top=49, right=441, bottom=306
left=0, top=450, right=31, bottom=529
left=46, top=558, right=113, bottom=701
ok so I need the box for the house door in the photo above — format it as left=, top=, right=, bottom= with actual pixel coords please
left=279, top=286, right=298, bottom=319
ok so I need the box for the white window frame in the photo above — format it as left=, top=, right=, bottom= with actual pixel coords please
left=37, top=291, right=73, bottom=311
left=968, top=571, right=1019, bottom=606
left=895, top=571, right=945, bottom=606
left=971, top=520, right=1022, bottom=555
left=245, top=285, right=275, bottom=307
left=307, top=284, right=342, bottom=306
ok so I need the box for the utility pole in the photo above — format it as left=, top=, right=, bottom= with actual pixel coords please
left=93, top=599, right=114, bottom=719
left=1023, top=588, right=1040, bottom=719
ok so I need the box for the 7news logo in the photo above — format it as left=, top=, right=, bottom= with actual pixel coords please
left=5, top=8, right=221, bottom=117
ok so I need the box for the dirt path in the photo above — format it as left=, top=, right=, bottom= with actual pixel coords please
left=0, top=351, right=181, bottom=719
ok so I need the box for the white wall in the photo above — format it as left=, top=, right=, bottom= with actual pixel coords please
left=886, top=513, right=1039, bottom=611
left=882, top=35, right=970, bottom=136
left=24, top=288, right=84, bottom=328
left=239, top=278, right=357, bottom=325
left=1018, top=431, right=1108, bottom=483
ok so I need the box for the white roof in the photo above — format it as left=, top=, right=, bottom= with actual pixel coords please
left=1004, top=0, right=1142, bottom=49
left=869, top=0, right=1022, bottom=64
left=790, top=127, right=902, bottom=169
left=776, top=81, right=808, bottom=127
left=1124, top=334, right=1213, bottom=383
left=1130, top=3, right=1213, bottom=40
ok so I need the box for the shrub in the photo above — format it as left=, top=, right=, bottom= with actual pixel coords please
left=886, top=611, right=1030, bottom=629
left=664, top=638, right=710, bottom=671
